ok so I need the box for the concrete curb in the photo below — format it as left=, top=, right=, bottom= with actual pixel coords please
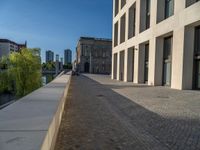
left=41, top=72, right=72, bottom=150
left=0, top=72, right=72, bottom=150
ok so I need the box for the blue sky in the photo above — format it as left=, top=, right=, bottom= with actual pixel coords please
left=0, top=0, right=113, bottom=62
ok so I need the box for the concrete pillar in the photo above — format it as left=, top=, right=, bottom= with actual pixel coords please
left=171, top=27, right=184, bottom=89
left=148, top=38, right=156, bottom=86
left=134, top=45, right=139, bottom=83
left=112, top=0, right=115, bottom=79
left=150, top=0, right=158, bottom=26
left=174, top=0, right=185, bottom=13
left=134, top=44, right=145, bottom=83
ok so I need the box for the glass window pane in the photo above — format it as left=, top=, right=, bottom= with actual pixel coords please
left=198, top=75, right=200, bottom=88
left=128, top=4, right=136, bottom=39
left=115, top=0, right=119, bottom=16
left=165, top=0, right=174, bottom=18
left=121, top=0, right=126, bottom=9
left=163, top=62, right=171, bottom=85
left=195, top=26, right=200, bottom=53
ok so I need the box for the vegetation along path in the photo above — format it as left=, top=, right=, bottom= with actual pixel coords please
left=55, top=74, right=200, bottom=150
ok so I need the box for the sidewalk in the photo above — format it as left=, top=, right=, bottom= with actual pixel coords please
left=55, top=74, right=200, bottom=150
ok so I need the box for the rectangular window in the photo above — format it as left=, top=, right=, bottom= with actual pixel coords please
left=115, top=0, right=119, bottom=16
left=144, top=44, right=149, bottom=83
left=121, top=0, right=126, bottom=9
left=127, top=47, right=134, bottom=82
left=114, top=22, right=118, bottom=47
left=193, top=26, right=200, bottom=89
left=163, top=37, right=172, bottom=60
left=113, top=53, right=118, bottom=79
left=128, top=3, right=136, bottom=39
left=140, top=0, right=151, bottom=32
left=163, top=36, right=173, bottom=86
left=119, top=51, right=125, bottom=81
left=146, top=0, right=151, bottom=29
left=195, top=26, right=200, bottom=54
left=186, top=0, right=200, bottom=7
left=165, top=0, right=174, bottom=19
left=120, top=14, right=126, bottom=44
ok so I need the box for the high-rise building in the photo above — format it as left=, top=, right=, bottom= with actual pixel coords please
left=0, top=39, right=27, bottom=58
left=60, top=57, right=64, bottom=65
left=56, top=54, right=59, bottom=62
left=112, top=0, right=200, bottom=90
left=76, top=37, right=112, bottom=74
left=46, top=50, right=54, bottom=63
left=64, top=49, right=72, bottom=65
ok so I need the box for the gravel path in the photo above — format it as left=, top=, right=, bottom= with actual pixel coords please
left=55, top=75, right=200, bottom=150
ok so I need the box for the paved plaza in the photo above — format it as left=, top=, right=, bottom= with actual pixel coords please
left=55, top=74, right=200, bottom=150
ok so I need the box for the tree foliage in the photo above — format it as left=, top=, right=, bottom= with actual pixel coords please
left=0, top=48, right=42, bottom=97
left=63, top=63, right=72, bottom=69
left=42, top=62, right=56, bottom=71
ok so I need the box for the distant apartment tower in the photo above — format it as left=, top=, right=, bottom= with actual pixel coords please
left=56, top=54, right=59, bottom=62
left=64, top=49, right=72, bottom=64
left=0, top=39, right=27, bottom=58
left=112, top=0, right=200, bottom=90
left=76, top=37, right=112, bottom=74
left=46, top=50, right=54, bottom=63
left=60, top=57, right=64, bottom=65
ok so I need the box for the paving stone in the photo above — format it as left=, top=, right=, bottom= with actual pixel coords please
left=55, top=74, right=200, bottom=150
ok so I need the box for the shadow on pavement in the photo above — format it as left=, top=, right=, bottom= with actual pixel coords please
left=82, top=75, right=200, bottom=150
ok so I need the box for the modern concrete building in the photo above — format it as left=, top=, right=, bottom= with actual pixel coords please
left=76, top=37, right=112, bottom=74
left=0, top=39, right=26, bottom=58
left=112, top=0, right=200, bottom=90
left=64, top=49, right=72, bottom=65
left=46, top=50, right=54, bottom=63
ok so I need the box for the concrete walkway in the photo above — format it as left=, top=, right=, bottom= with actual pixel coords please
left=55, top=74, right=200, bottom=150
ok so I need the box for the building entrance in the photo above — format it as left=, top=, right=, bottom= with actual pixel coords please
left=84, top=62, right=90, bottom=73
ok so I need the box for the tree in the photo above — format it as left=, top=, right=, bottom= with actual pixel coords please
left=0, top=56, right=13, bottom=93
left=42, top=62, right=56, bottom=71
left=63, top=63, right=72, bottom=69
left=0, top=56, right=8, bottom=70
left=7, top=48, right=42, bottom=96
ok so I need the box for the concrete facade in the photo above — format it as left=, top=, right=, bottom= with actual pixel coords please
left=76, top=37, right=112, bottom=74
left=112, top=0, right=200, bottom=90
left=0, top=39, right=26, bottom=58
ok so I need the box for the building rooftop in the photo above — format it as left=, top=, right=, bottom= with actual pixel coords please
left=79, top=37, right=112, bottom=42
left=0, top=39, right=26, bottom=46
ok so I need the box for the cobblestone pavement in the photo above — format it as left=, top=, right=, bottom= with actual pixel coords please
left=55, top=74, right=200, bottom=150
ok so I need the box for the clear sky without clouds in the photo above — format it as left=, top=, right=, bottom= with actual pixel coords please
left=0, top=0, right=113, bottom=62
